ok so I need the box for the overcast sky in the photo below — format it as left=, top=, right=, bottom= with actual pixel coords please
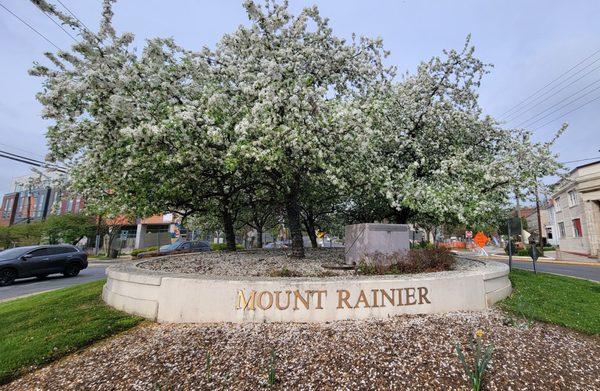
left=1, top=0, right=599, bottom=197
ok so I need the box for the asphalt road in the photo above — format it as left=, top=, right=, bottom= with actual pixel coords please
left=0, top=265, right=108, bottom=302
left=496, top=259, right=600, bottom=282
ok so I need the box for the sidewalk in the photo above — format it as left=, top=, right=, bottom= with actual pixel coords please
left=456, top=248, right=600, bottom=267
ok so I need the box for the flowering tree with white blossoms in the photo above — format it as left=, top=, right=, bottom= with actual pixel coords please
left=206, top=0, right=391, bottom=257
left=366, top=38, right=564, bottom=228
left=30, top=0, right=563, bottom=258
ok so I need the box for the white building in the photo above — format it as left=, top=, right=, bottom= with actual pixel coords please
left=551, top=160, right=600, bottom=258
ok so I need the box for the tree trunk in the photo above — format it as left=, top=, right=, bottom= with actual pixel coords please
left=284, top=185, right=305, bottom=258
left=303, top=217, right=318, bottom=248
left=221, top=208, right=237, bottom=251
left=256, top=227, right=263, bottom=248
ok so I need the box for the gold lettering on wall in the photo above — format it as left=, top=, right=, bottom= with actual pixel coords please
left=236, top=290, right=256, bottom=310
left=337, top=289, right=351, bottom=309
left=256, top=291, right=273, bottom=310
left=274, top=291, right=291, bottom=310
left=236, top=287, right=432, bottom=311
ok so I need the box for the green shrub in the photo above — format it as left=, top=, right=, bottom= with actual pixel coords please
left=543, top=246, right=555, bottom=251
left=410, top=241, right=434, bottom=249
left=516, top=246, right=544, bottom=257
left=130, top=246, right=158, bottom=256
left=357, top=247, right=455, bottom=275
left=210, top=243, right=244, bottom=251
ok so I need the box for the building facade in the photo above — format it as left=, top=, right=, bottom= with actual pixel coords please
left=0, top=174, right=84, bottom=226
left=0, top=174, right=180, bottom=250
left=551, top=161, right=600, bottom=258
left=523, top=203, right=557, bottom=246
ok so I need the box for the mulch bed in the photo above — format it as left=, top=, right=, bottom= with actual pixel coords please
left=4, top=309, right=598, bottom=390
left=137, top=248, right=478, bottom=278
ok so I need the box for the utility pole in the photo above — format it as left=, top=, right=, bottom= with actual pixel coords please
left=515, top=189, right=524, bottom=240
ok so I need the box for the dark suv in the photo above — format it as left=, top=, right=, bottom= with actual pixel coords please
left=0, top=245, right=88, bottom=286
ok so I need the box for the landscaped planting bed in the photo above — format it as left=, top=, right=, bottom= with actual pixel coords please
left=4, top=309, right=598, bottom=390
left=137, top=248, right=477, bottom=277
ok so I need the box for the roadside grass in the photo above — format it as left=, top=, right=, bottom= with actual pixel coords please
left=500, top=269, right=600, bottom=335
left=0, top=279, right=143, bottom=384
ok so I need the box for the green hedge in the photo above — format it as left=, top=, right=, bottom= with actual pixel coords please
left=130, top=246, right=158, bottom=256
left=210, top=243, right=244, bottom=251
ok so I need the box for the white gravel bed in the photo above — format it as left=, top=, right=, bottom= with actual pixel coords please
left=4, top=309, right=598, bottom=390
left=137, top=248, right=480, bottom=278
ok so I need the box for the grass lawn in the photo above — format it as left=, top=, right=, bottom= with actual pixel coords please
left=500, top=269, right=600, bottom=335
left=0, top=280, right=143, bottom=384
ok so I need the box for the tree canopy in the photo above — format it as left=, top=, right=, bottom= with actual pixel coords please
left=30, top=0, right=564, bottom=257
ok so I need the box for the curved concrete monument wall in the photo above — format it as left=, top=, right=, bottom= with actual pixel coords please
left=102, top=260, right=511, bottom=323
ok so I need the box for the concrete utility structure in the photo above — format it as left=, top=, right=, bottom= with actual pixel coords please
left=345, top=223, right=410, bottom=265
left=551, top=160, right=600, bottom=258
left=102, top=257, right=511, bottom=323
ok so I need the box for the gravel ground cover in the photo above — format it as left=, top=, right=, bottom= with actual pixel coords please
left=5, top=309, right=598, bottom=390
left=138, top=248, right=478, bottom=278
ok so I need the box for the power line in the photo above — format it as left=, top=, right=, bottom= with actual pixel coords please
left=35, top=3, right=78, bottom=42
left=0, top=149, right=67, bottom=172
left=0, top=149, right=66, bottom=170
left=56, top=0, right=90, bottom=31
left=505, top=61, right=600, bottom=123
left=533, top=94, right=600, bottom=130
left=0, top=142, right=47, bottom=161
left=0, top=2, right=63, bottom=51
left=512, top=76, right=600, bottom=127
left=499, top=48, right=600, bottom=119
left=0, top=153, right=67, bottom=173
left=514, top=82, right=600, bottom=128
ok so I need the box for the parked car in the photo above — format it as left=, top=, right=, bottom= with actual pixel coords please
left=136, top=240, right=211, bottom=258
left=0, top=245, right=88, bottom=286
left=264, top=241, right=289, bottom=249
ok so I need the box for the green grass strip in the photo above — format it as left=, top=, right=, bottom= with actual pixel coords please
left=0, top=279, right=143, bottom=384
left=500, top=269, right=600, bottom=335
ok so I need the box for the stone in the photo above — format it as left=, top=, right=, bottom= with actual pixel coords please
left=344, top=223, right=409, bottom=265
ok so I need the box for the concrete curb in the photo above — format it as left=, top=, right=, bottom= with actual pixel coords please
left=102, top=259, right=511, bottom=323
left=487, top=254, right=600, bottom=267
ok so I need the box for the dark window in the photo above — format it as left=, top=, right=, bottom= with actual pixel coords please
left=572, top=219, right=583, bottom=237
left=29, top=248, right=51, bottom=257
left=192, top=242, right=209, bottom=249
left=179, top=242, right=191, bottom=250
left=147, top=225, right=169, bottom=234
left=48, top=247, right=77, bottom=255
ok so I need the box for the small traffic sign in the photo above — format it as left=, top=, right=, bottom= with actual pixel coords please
left=465, top=230, right=473, bottom=239
left=473, top=231, right=488, bottom=248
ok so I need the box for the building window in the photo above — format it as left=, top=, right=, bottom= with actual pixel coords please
left=66, top=199, right=74, bottom=213
left=568, top=191, right=578, bottom=207
left=554, top=197, right=561, bottom=212
left=558, top=222, right=566, bottom=238
left=147, top=225, right=169, bottom=234
left=73, top=197, right=81, bottom=213
left=572, top=218, right=583, bottom=237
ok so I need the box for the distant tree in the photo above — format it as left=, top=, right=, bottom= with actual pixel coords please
left=43, top=214, right=96, bottom=245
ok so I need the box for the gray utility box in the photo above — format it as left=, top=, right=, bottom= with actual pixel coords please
left=344, top=223, right=409, bottom=265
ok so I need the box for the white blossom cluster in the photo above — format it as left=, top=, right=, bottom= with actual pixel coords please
left=29, top=0, right=564, bottom=253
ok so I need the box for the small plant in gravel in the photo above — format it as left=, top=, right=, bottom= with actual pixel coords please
left=268, top=348, right=277, bottom=386
left=455, top=330, right=494, bottom=391
left=269, top=266, right=302, bottom=277
left=205, top=351, right=211, bottom=383
left=503, top=296, right=534, bottom=329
